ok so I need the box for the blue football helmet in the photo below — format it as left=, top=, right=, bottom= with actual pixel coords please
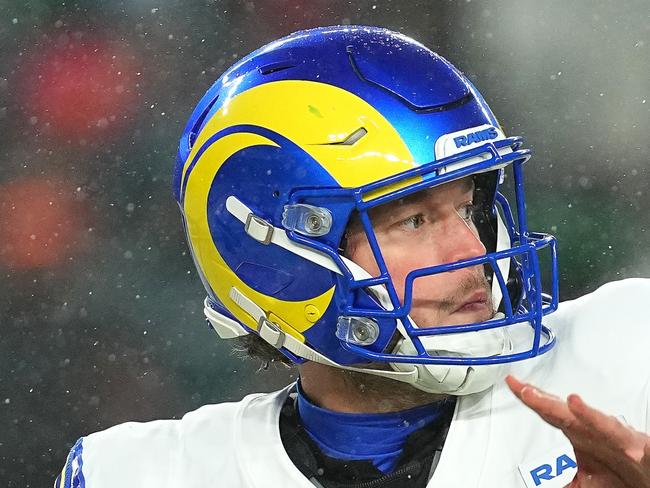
left=173, top=26, right=558, bottom=395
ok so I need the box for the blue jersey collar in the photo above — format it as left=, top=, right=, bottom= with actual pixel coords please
left=296, top=380, right=452, bottom=474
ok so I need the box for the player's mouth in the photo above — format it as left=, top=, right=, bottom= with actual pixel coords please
left=451, top=289, right=490, bottom=315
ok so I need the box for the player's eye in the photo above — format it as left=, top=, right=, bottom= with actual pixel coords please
left=400, top=213, right=425, bottom=230
left=458, top=203, right=477, bottom=222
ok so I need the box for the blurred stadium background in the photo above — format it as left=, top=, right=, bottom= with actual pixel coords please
left=0, top=0, right=647, bottom=485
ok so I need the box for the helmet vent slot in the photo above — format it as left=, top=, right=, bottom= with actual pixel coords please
left=339, top=127, right=367, bottom=145
left=188, top=95, right=219, bottom=149
left=320, top=127, right=368, bottom=146
left=259, top=61, right=296, bottom=76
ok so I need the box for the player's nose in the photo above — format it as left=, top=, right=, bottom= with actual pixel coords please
left=442, top=215, right=487, bottom=264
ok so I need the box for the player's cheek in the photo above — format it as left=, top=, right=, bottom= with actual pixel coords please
left=385, top=253, right=435, bottom=304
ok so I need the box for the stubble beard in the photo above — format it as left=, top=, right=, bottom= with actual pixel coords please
left=339, top=368, right=452, bottom=411
left=343, top=270, right=495, bottom=411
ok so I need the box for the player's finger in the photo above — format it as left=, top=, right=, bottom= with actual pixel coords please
left=572, top=421, right=650, bottom=487
left=567, top=421, right=650, bottom=488
left=505, top=374, right=526, bottom=396
left=567, top=395, right=634, bottom=444
left=506, top=376, right=575, bottom=429
left=506, top=375, right=563, bottom=402
left=573, top=447, right=647, bottom=488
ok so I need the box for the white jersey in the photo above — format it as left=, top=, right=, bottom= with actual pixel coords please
left=56, top=279, right=650, bottom=488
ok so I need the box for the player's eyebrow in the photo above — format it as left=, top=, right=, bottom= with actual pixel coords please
left=369, top=176, right=474, bottom=223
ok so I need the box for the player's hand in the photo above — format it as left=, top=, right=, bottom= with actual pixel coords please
left=506, top=375, right=650, bottom=488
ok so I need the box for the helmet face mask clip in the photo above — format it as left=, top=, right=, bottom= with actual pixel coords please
left=174, top=26, right=560, bottom=395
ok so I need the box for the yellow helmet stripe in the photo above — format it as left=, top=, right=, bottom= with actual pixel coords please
left=183, top=131, right=334, bottom=336
left=181, top=79, right=419, bottom=197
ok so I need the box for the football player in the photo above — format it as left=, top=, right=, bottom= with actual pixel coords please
left=56, top=26, right=650, bottom=488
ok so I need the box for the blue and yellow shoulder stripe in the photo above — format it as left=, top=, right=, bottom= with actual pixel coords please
left=54, top=437, right=85, bottom=488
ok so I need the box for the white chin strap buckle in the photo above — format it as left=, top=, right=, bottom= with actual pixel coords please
left=244, top=213, right=274, bottom=244
left=258, top=317, right=285, bottom=348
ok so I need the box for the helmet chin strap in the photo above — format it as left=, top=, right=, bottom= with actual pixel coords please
left=389, top=314, right=513, bottom=395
